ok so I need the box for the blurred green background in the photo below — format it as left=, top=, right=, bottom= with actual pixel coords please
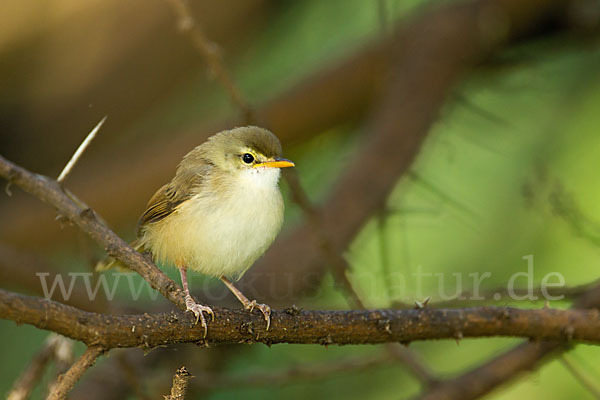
left=1, top=0, right=600, bottom=399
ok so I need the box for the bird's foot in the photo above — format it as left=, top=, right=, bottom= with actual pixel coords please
left=184, top=294, right=214, bottom=338
left=245, top=300, right=271, bottom=331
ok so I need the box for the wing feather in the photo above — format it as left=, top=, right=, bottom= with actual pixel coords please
left=136, top=172, right=204, bottom=235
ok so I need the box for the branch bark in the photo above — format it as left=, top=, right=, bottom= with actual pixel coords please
left=2, top=288, right=600, bottom=348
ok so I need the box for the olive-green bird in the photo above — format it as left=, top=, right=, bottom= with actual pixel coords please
left=98, top=126, right=294, bottom=334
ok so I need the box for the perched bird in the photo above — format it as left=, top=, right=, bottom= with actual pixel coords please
left=98, top=126, right=294, bottom=334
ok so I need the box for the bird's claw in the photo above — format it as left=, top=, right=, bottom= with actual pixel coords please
left=184, top=295, right=214, bottom=338
left=245, top=300, right=271, bottom=331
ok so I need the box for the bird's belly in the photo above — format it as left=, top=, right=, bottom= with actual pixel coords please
left=144, top=187, right=283, bottom=280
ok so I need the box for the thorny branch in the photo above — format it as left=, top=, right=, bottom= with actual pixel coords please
left=164, top=0, right=254, bottom=123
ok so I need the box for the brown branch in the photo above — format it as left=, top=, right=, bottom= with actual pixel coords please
left=3, top=288, right=600, bottom=348
left=47, top=346, right=106, bottom=400
left=0, top=154, right=186, bottom=312
left=165, top=366, right=192, bottom=400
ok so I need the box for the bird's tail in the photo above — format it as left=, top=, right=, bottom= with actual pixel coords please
left=95, top=239, right=145, bottom=272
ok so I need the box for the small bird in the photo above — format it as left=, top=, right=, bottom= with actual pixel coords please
left=98, top=126, right=294, bottom=334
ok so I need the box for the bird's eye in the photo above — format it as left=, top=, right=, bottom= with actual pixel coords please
left=242, top=153, right=255, bottom=164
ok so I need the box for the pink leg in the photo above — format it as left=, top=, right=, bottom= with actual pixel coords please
left=179, top=267, right=214, bottom=337
left=220, top=276, right=271, bottom=330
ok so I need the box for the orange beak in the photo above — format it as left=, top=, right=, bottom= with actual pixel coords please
left=253, top=158, right=295, bottom=169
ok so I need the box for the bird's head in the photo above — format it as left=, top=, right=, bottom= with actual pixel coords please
left=198, top=126, right=294, bottom=173
left=178, top=126, right=294, bottom=190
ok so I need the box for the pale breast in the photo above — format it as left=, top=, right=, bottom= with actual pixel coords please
left=141, top=167, right=284, bottom=280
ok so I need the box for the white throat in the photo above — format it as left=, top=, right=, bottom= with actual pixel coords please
left=236, top=166, right=281, bottom=190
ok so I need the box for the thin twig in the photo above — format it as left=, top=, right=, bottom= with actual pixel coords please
left=193, top=352, right=395, bottom=390
left=560, top=355, right=600, bottom=399
left=47, top=346, right=106, bottom=400
left=165, top=366, right=192, bottom=400
left=548, top=182, right=600, bottom=247
left=164, top=0, right=254, bottom=123
left=46, top=336, right=75, bottom=399
left=7, top=334, right=62, bottom=400
left=377, top=0, right=389, bottom=34
left=376, top=210, right=395, bottom=300
left=387, top=344, right=439, bottom=387
left=57, top=116, right=106, bottom=184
